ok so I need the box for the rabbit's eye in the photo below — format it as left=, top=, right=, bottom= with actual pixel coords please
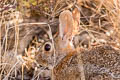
left=45, top=44, right=51, bottom=51
left=44, top=42, right=52, bottom=51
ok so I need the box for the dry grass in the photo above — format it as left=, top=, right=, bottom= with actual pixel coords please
left=0, top=0, right=120, bottom=79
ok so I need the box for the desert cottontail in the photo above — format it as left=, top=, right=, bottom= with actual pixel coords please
left=29, top=8, right=120, bottom=80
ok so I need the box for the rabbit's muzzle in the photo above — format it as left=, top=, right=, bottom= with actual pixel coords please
left=35, top=50, right=55, bottom=69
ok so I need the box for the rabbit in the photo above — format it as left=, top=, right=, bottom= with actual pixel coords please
left=81, top=45, right=120, bottom=80
left=34, top=8, right=82, bottom=79
left=33, top=8, right=120, bottom=80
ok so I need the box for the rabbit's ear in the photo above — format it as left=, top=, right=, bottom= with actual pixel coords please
left=72, top=8, right=80, bottom=36
left=59, top=10, right=74, bottom=41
